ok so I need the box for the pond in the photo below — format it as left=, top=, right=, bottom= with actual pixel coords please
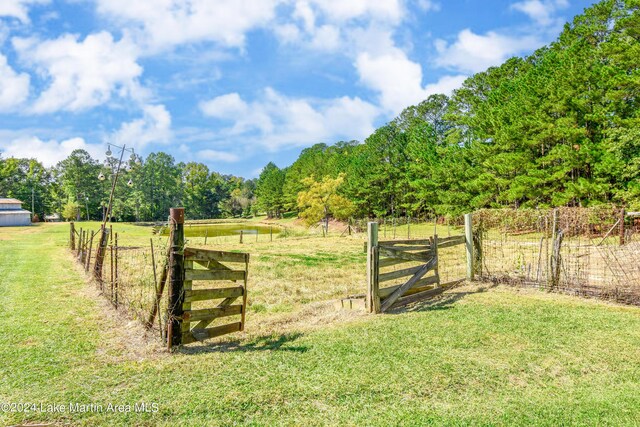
left=159, top=223, right=281, bottom=237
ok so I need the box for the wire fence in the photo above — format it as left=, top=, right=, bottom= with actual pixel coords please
left=474, top=207, right=640, bottom=305
left=74, top=225, right=169, bottom=339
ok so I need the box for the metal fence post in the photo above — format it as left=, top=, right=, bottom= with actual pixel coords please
left=465, top=213, right=474, bottom=281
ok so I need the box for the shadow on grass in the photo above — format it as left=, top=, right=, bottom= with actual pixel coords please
left=177, top=332, right=309, bottom=355
left=388, top=282, right=499, bottom=314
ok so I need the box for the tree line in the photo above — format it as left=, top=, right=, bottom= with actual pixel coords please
left=256, top=0, right=640, bottom=219
left=0, top=150, right=256, bottom=221
left=2, top=0, right=638, bottom=223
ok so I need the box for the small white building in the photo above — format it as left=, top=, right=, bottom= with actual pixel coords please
left=0, top=198, right=31, bottom=227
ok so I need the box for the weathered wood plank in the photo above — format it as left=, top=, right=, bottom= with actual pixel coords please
left=378, top=246, right=433, bottom=263
left=194, top=259, right=230, bottom=270
left=438, top=236, right=466, bottom=249
left=191, top=296, right=239, bottom=330
left=183, top=305, right=243, bottom=322
left=378, top=239, right=433, bottom=246
left=378, top=264, right=424, bottom=283
left=378, top=275, right=439, bottom=299
left=185, top=269, right=245, bottom=281
left=181, top=259, right=193, bottom=335
left=184, top=286, right=244, bottom=302
left=184, top=247, right=248, bottom=263
left=390, top=286, right=445, bottom=309
left=379, top=244, right=432, bottom=251
left=182, top=321, right=243, bottom=344
left=379, top=257, right=412, bottom=268
left=380, top=258, right=437, bottom=312
left=437, top=235, right=466, bottom=245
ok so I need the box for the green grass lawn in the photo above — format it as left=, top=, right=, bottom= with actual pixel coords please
left=1, top=223, right=640, bottom=426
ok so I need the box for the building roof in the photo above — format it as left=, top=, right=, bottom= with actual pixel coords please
left=0, top=198, right=23, bottom=204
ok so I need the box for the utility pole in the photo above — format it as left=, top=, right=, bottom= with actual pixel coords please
left=31, top=188, right=35, bottom=219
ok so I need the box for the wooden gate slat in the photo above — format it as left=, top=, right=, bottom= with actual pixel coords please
left=184, top=247, right=248, bottom=263
left=378, top=239, right=433, bottom=246
left=379, top=246, right=433, bottom=262
left=379, top=265, right=424, bottom=283
left=379, top=244, right=432, bottom=251
left=379, top=275, right=439, bottom=299
left=380, top=257, right=437, bottom=312
left=185, top=269, right=245, bottom=281
left=390, top=286, right=445, bottom=310
left=379, top=257, right=412, bottom=268
left=182, top=322, right=242, bottom=344
left=184, top=305, right=243, bottom=322
left=185, top=286, right=244, bottom=302
left=437, top=235, right=466, bottom=246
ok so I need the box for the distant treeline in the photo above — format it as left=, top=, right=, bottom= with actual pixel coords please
left=2, top=0, right=638, bottom=222
left=256, top=0, right=640, bottom=218
left=0, top=151, right=256, bottom=221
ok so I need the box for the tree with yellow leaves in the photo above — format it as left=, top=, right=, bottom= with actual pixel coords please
left=297, top=173, right=354, bottom=234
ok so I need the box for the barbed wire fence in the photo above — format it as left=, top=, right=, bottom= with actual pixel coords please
left=71, top=223, right=170, bottom=339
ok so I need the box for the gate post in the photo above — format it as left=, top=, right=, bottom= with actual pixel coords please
left=168, top=207, right=185, bottom=347
left=465, top=213, right=474, bottom=281
left=366, top=222, right=380, bottom=313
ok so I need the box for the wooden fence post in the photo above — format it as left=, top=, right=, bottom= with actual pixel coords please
left=168, top=207, right=185, bottom=347
left=366, top=222, right=380, bottom=313
left=240, top=230, right=243, bottom=244
left=70, top=222, right=75, bottom=250
left=465, top=213, right=474, bottom=281
left=619, top=207, right=626, bottom=246
left=76, top=228, right=81, bottom=258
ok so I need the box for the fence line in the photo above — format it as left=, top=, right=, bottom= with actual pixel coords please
left=474, top=207, right=640, bottom=305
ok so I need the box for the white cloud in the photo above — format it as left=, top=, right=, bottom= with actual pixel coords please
left=0, top=136, right=102, bottom=166
left=423, top=74, right=468, bottom=97
left=198, top=149, right=240, bottom=163
left=275, top=0, right=407, bottom=53
left=111, top=104, right=172, bottom=150
left=511, top=0, right=569, bottom=26
left=200, top=88, right=379, bottom=150
left=308, top=0, right=404, bottom=24
left=356, top=50, right=426, bottom=114
left=0, top=54, right=30, bottom=111
left=416, top=0, right=440, bottom=12
left=434, top=29, right=540, bottom=73
left=13, top=31, right=143, bottom=113
left=96, top=0, right=280, bottom=53
left=0, top=0, right=49, bottom=24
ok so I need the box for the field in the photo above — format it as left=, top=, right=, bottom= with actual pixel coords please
left=1, top=222, right=640, bottom=426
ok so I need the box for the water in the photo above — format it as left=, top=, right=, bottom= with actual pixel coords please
left=160, top=223, right=281, bottom=237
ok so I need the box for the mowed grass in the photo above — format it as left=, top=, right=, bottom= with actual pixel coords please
left=1, top=223, right=640, bottom=426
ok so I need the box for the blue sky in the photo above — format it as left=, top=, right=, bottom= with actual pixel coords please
left=0, top=0, right=596, bottom=177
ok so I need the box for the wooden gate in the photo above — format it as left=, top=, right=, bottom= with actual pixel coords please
left=180, top=247, right=249, bottom=345
left=366, top=221, right=469, bottom=313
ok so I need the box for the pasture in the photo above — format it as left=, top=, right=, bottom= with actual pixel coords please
left=1, top=221, right=640, bottom=426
